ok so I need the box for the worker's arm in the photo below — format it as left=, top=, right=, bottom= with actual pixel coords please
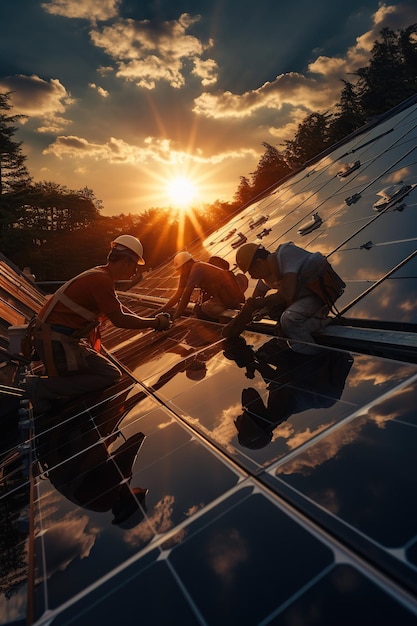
left=156, top=286, right=184, bottom=313
left=173, top=284, right=195, bottom=320
left=159, top=292, right=181, bottom=312
left=107, top=307, right=170, bottom=331
left=251, top=279, right=270, bottom=299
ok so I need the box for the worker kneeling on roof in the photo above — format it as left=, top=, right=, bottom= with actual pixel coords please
left=157, top=251, right=248, bottom=322
left=222, top=241, right=345, bottom=355
left=24, top=235, right=171, bottom=415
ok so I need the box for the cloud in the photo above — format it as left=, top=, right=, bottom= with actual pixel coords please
left=44, top=134, right=258, bottom=167
left=88, top=82, right=109, bottom=97
left=41, top=0, right=121, bottom=22
left=89, top=13, right=217, bottom=89
left=309, top=2, right=417, bottom=78
left=193, top=72, right=338, bottom=121
left=207, top=528, right=248, bottom=584
left=276, top=380, right=417, bottom=478
left=0, top=74, right=73, bottom=116
left=123, top=494, right=181, bottom=546
left=0, top=74, right=73, bottom=132
left=193, top=2, right=417, bottom=124
left=357, top=2, right=417, bottom=51
left=192, top=57, right=218, bottom=87
left=14, top=1, right=417, bottom=213
left=34, top=490, right=101, bottom=580
left=268, top=108, right=312, bottom=141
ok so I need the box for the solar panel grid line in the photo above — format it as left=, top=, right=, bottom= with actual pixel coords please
left=263, top=446, right=417, bottom=602
left=101, top=344, right=229, bottom=435
left=341, top=235, right=417, bottom=252
left=264, top=366, right=417, bottom=479
left=165, top=481, right=417, bottom=625
left=32, top=483, right=265, bottom=626
left=3, top=97, right=417, bottom=625
left=318, top=128, right=414, bottom=197
left=326, top=198, right=409, bottom=258
left=361, top=148, right=417, bottom=196
left=3, top=342, right=416, bottom=620
left=208, top=179, right=410, bottom=282
left=340, top=103, right=417, bottom=160
left=32, top=404, right=258, bottom=604
left=30, top=525, right=162, bottom=625
left=27, top=414, right=39, bottom=626
left=338, top=248, right=417, bottom=316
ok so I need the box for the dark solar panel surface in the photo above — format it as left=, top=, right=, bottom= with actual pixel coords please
left=1, top=96, right=417, bottom=625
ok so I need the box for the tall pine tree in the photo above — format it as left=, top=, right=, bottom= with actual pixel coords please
left=250, top=143, right=291, bottom=198
left=0, top=92, right=31, bottom=196
left=328, top=80, right=366, bottom=145
left=355, top=27, right=411, bottom=116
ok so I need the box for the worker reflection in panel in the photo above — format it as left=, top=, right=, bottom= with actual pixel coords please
left=223, top=336, right=353, bottom=449
left=37, top=413, right=148, bottom=528
left=119, top=319, right=226, bottom=389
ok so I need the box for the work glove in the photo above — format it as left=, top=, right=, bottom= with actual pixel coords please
left=155, top=312, right=171, bottom=331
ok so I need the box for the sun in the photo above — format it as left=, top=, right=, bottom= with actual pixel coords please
left=166, top=176, right=197, bottom=209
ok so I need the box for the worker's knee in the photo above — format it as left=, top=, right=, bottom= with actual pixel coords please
left=102, top=362, right=122, bottom=386
left=84, top=352, right=122, bottom=386
left=280, top=309, right=306, bottom=334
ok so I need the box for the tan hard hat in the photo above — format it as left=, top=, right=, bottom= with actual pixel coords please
left=173, top=251, right=193, bottom=270
left=111, top=235, right=145, bottom=265
left=235, top=243, right=261, bottom=273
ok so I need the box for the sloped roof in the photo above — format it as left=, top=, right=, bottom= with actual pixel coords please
left=1, top=95, right=417, bottom=625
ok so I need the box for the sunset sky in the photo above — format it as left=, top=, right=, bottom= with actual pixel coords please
left=1, top=1, right=417, bottom=216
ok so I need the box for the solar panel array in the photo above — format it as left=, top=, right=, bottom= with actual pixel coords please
left=1, top=96, right=417, bottom=625
left=134, top=97, right=417, bottom=328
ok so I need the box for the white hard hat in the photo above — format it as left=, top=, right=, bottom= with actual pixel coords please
left=111, top=235, right=145, bottom=265
left=173, top=251, right=193, bottom=270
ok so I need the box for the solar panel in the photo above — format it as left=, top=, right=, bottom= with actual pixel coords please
left=1, top=96, right=417, bottom=625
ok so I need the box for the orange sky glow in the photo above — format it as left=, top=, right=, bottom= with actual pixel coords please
left=1, top=1, right=417, bottom=216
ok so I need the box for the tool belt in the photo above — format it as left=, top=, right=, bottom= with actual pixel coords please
left=31, top=268, right=104, bottom=375
left=33, top=322, right=77, bottom=376
left=33, top=319, right=101, bottom=376
left=300, top=257, right=345, bottom=313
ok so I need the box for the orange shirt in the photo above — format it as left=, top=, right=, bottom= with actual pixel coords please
left=38, top=266, right=121, bottom=329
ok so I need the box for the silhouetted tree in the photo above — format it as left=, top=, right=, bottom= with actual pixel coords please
left=183, top=199, right=230, bottom=236
left=284, top=112, right=331, bottom=167
left=18, top=182, right=101, bottom=231
left=0, top=91, right=32, bottom=248
left=328, top=80, right=366, bottom=145
left=3, top=23, right=417, bottom=279
left=400, top=24, right=417, bottom=93
left=0, top=92, right=31, bottom=196
left=4, top=183, right=103, bottom=278
left=250, top=143, right=292, bottom=198
left=355, top=27, right=414, bottom=116
left=232, top=22, right=417, bottom=204
left=234, top=176, right=253, bottom=206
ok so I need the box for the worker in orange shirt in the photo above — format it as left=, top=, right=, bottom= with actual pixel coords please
left=25, top=235, right=171, bottom=414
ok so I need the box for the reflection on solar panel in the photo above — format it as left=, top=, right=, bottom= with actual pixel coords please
left=1, top=96, right=417, bottom=625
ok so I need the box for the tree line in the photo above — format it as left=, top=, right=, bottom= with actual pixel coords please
left=233, top=24, right=417, bottom=205
left=1, top=24, right=416, bottom=281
